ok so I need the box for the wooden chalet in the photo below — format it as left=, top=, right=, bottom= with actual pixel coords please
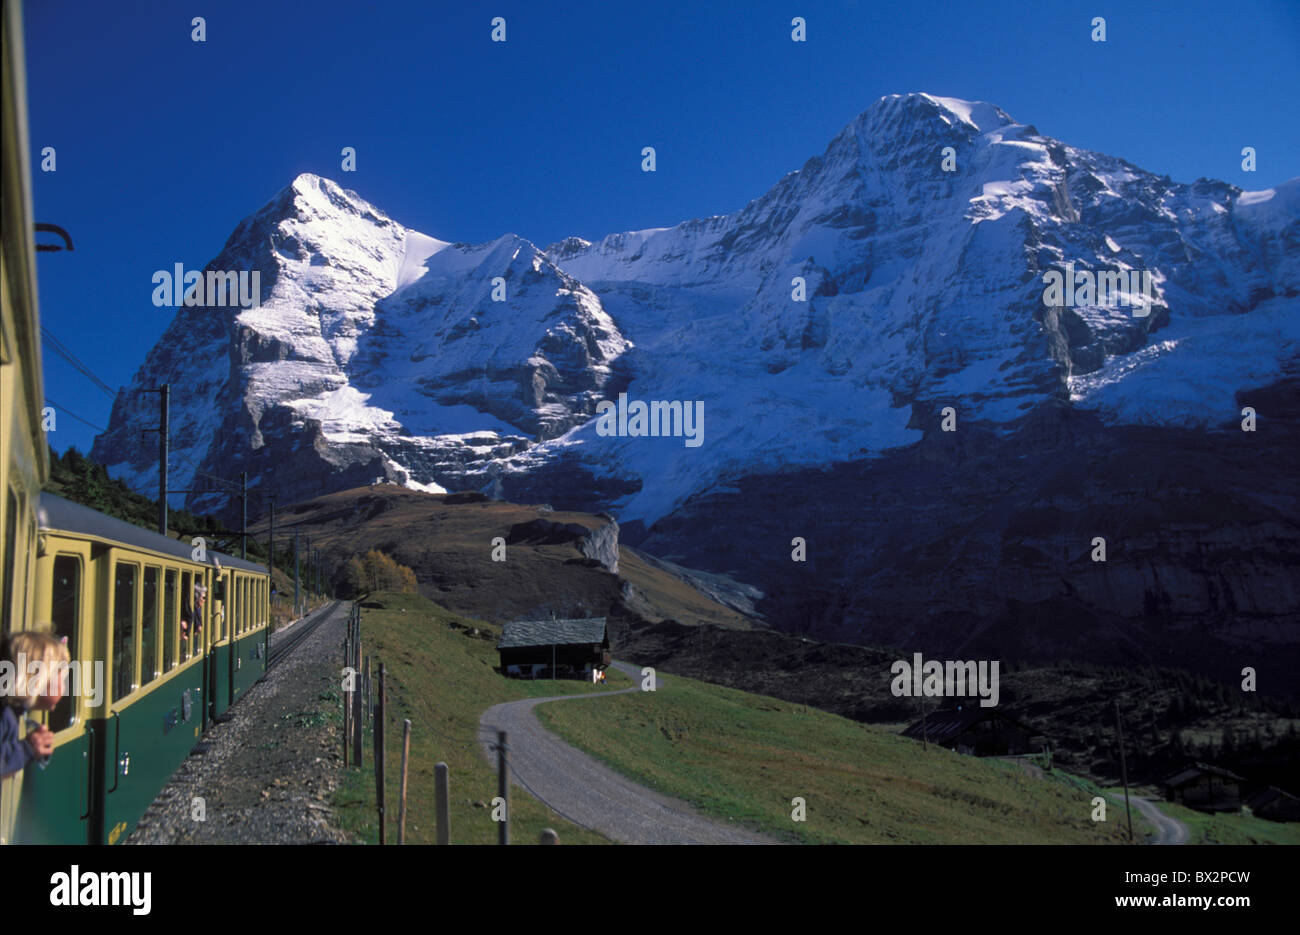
left=1162, top=762, right=1244, bottom=813
left=497, top=616, right=611, bottom=679
left=1247, top=786, right=1300, bottom=823
left=900, top=707, right=1044, bottom=757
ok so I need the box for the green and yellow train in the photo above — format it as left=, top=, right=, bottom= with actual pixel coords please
left=1, top=0, right=271, bottom=845
left=10, top=497, right=271, bottom=845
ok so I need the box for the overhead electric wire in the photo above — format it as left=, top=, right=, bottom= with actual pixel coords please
left=193, top=470, right=241, bottom=492
left=40, top=327, right=117, bottom=400
left=42, top=398, right=106, bottom=433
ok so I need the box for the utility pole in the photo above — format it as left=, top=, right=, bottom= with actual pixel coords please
left=267, top=496, right=276, bottom=661
left=159, top=385, right=169, bottom=536
left=240, top=471, right=248, bottom=559
left=293, top=529, right=301, bottom=618
left=267, top=496, right=276, bottom=585
left=140, top=385, right=171, bottom=535
left=1115, top=699, right=1134, bottom=842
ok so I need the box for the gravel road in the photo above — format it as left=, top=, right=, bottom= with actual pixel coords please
left=1129, top=796, right=1190, bottom=845
left=1106, top=793, right=1189, bottom=845
left=478, top=661, right=776, bottom=845
left=128, top=601, right=351, bottom=845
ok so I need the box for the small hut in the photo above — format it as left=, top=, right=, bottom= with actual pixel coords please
left=900, top=707, right=1044, bottom=756
left=497, top=616, right=610, bottom=679
left=1247, top=786, right=1300, bottom=823
left=1162, top=762, right=1244, bottom=813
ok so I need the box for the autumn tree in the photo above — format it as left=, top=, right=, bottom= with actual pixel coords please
left=345, top=549, right=418, bottom=596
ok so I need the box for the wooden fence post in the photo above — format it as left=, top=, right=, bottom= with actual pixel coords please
left=376, top=662, right=386, bottom=845
left=398, top=718, right=410, bottom=844
left=497, top=730, right=509, bottom=846
left=343, top=682, right=351, bottom=767
left=342, top=631, right=351, bottom=767
left=352, top=663, right=363, bottom=766
left=435, top=762, right=450, bottom=845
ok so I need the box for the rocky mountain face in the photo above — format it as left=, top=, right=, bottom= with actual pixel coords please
left=92, top=93, right=1300, bottom=686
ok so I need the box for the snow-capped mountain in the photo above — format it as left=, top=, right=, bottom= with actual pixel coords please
left=93, top=93, right=1300, bottom=678
left=94, top=93, right=1298, bottom=524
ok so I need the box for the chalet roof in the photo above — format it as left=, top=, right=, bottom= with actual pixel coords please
left=899, top=707, right=1038, bottom=744
left=1247, top=786, right=1299, bottom=809
left=498, top=617, right=607, bottom=650
left=1163, top=761, right=1246, bottom=788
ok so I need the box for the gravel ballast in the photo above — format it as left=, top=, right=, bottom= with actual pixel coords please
left=128, top=602, right=350, bottom=845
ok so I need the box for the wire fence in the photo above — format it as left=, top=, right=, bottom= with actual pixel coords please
left=341, top=603, right=599, bottom=844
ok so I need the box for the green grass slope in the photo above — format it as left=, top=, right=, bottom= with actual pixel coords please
left=536, top=669, right=1133, bottom=845
left=1160, top=801, right=1300, bottom=845
left=331, top=592, right=629, bottom=845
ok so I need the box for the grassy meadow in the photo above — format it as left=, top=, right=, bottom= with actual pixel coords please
left=329, top=591, right=628, bottom=845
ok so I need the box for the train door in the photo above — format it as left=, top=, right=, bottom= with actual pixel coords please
left=209, top=570, right=233, bottom=718
left=0, top=488, right=38, bottom=844
left=15, top=546, right=95, bottom=844
left=100, top=550, right=144, bottom=844
left=227, top=574, right=237, bottom=697
left=232, top=574, right=244, bottom=698
left=204, top=566, right=218, bottom=722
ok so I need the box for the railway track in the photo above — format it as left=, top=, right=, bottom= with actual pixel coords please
left=267, top=600, right=343, bottom=669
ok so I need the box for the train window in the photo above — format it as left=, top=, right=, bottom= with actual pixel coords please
left=164, top=570, right=177, bottom=671
left=48, top=555, right=80, bottom=732
left=180, top=571, right=194, bottom=661
left=141, top=567, right=159, bottom=685
left=112, top=563, right=138, bottom=702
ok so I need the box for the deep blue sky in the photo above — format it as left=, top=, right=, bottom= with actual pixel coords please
left=25, top=0, right=1300, bottom=462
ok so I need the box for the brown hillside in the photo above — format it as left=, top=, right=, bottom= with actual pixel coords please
left=247, top=484, right=758, bottom=635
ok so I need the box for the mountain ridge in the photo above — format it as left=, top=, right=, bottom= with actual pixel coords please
left=91, top=92, right=1300, bottom=682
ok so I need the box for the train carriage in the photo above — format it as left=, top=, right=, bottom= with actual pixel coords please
left=14, top=495, right=269, bottom=844
left=1, top=0, right=50, bottom=845
left=2, top=0, right=275, bottom=846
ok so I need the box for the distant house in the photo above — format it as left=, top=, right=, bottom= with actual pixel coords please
left=1163, top=762, right=1245, bottom=813
left=900, top=708, right=1044, bottom=756
left=497, top=616, right=610, bottom=679
left=1247, top=786, right=1300, bottom=823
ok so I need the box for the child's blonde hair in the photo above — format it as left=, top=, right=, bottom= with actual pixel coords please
left=4, top=631, right=71, bottom=709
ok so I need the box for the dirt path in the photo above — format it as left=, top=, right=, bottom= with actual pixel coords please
left=1108, top=793, right=1190, bottom=845
left=128, top=602, right=350, bottom=845
left=478, top=662, right=776, bottom=845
